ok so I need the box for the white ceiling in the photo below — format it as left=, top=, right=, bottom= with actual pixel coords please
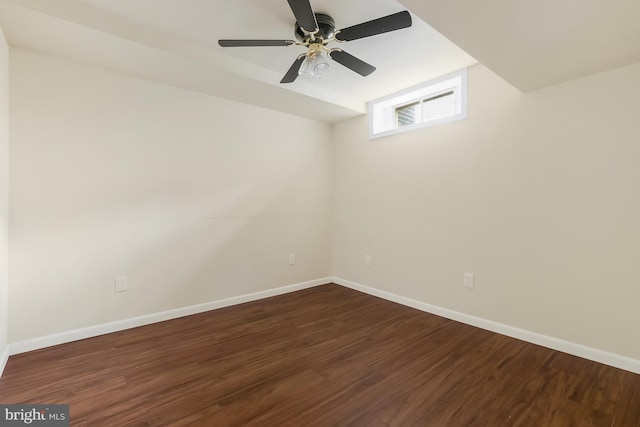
left=0, top=0, right=477, bottom=122
left=0, top=0, right=638, bottom=122
left=399, top=0, right=640, bottom=92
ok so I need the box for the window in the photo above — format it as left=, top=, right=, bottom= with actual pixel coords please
left=369, top=69, right=468, bottom=139
left=395, top=90, right=455, bottom=127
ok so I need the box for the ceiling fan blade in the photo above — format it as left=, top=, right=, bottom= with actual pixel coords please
left=329, top=50, right=376, bottom=76
left=335, top=11, right=412, bottom=42
left=281, top=56, right=306, bottom=83
left=287, top=0, right=318, bottom=33
left=219, top=39, right=295, bottom=47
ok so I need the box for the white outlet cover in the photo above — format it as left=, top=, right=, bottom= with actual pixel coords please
left=289, top=254, right=296, bottom=265
left=464, top=273, right=474, bottom=289
left=115, top=276, right=128, bottom=292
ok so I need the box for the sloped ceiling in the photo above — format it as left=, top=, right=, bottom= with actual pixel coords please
left=399, top=0, right=640, bottom=91
left=0, top=0, right=639, bottom=122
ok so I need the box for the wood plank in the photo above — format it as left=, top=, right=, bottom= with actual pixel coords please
left=612, top=371, right=640, bottom=427
left=0, top=284, right=638, bottom=426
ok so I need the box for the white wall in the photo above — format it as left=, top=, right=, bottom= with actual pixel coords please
left=6, top=43, right=640, bottom=368
left=333, top=63, right=640, bottom=360
left=9, top=49, right=332, bottom=343
left=0, top=25, right=9, bottom=368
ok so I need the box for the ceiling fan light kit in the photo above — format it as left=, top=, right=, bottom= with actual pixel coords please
left=299, top=48, right=330, bottom=79
left=218, top=0, right=412, bottom=83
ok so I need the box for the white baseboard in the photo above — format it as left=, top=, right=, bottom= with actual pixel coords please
left=8, top=276, right=639, bottom=375
left=0, top=346, right=8, bottom=377
left=333, top=277, right=640, bottom=375
left=9, top=277, right=331, bottom=356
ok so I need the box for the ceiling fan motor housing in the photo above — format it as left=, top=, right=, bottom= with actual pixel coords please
left=295, top=13, right=336, bottom=43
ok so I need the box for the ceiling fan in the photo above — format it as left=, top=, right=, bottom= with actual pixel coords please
left=218, top=0, right=412, bottom=83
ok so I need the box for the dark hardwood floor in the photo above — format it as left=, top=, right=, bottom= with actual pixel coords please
left=1, top=284, right=639, bottom=426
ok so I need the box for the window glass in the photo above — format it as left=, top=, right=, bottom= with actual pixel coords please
left=369, top=69, right=468, bottom=139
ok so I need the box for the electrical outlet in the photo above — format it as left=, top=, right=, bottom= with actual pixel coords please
left=289, top=254, right=296, bottom=265
left=115, top=276, right=128, bottom=292
left=464, top=273, right=474, bottom=289
left=365, top=255, right=372, bottom=267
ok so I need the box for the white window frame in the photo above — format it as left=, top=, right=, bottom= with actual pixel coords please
left=368, top=68, right=468, bottom=139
